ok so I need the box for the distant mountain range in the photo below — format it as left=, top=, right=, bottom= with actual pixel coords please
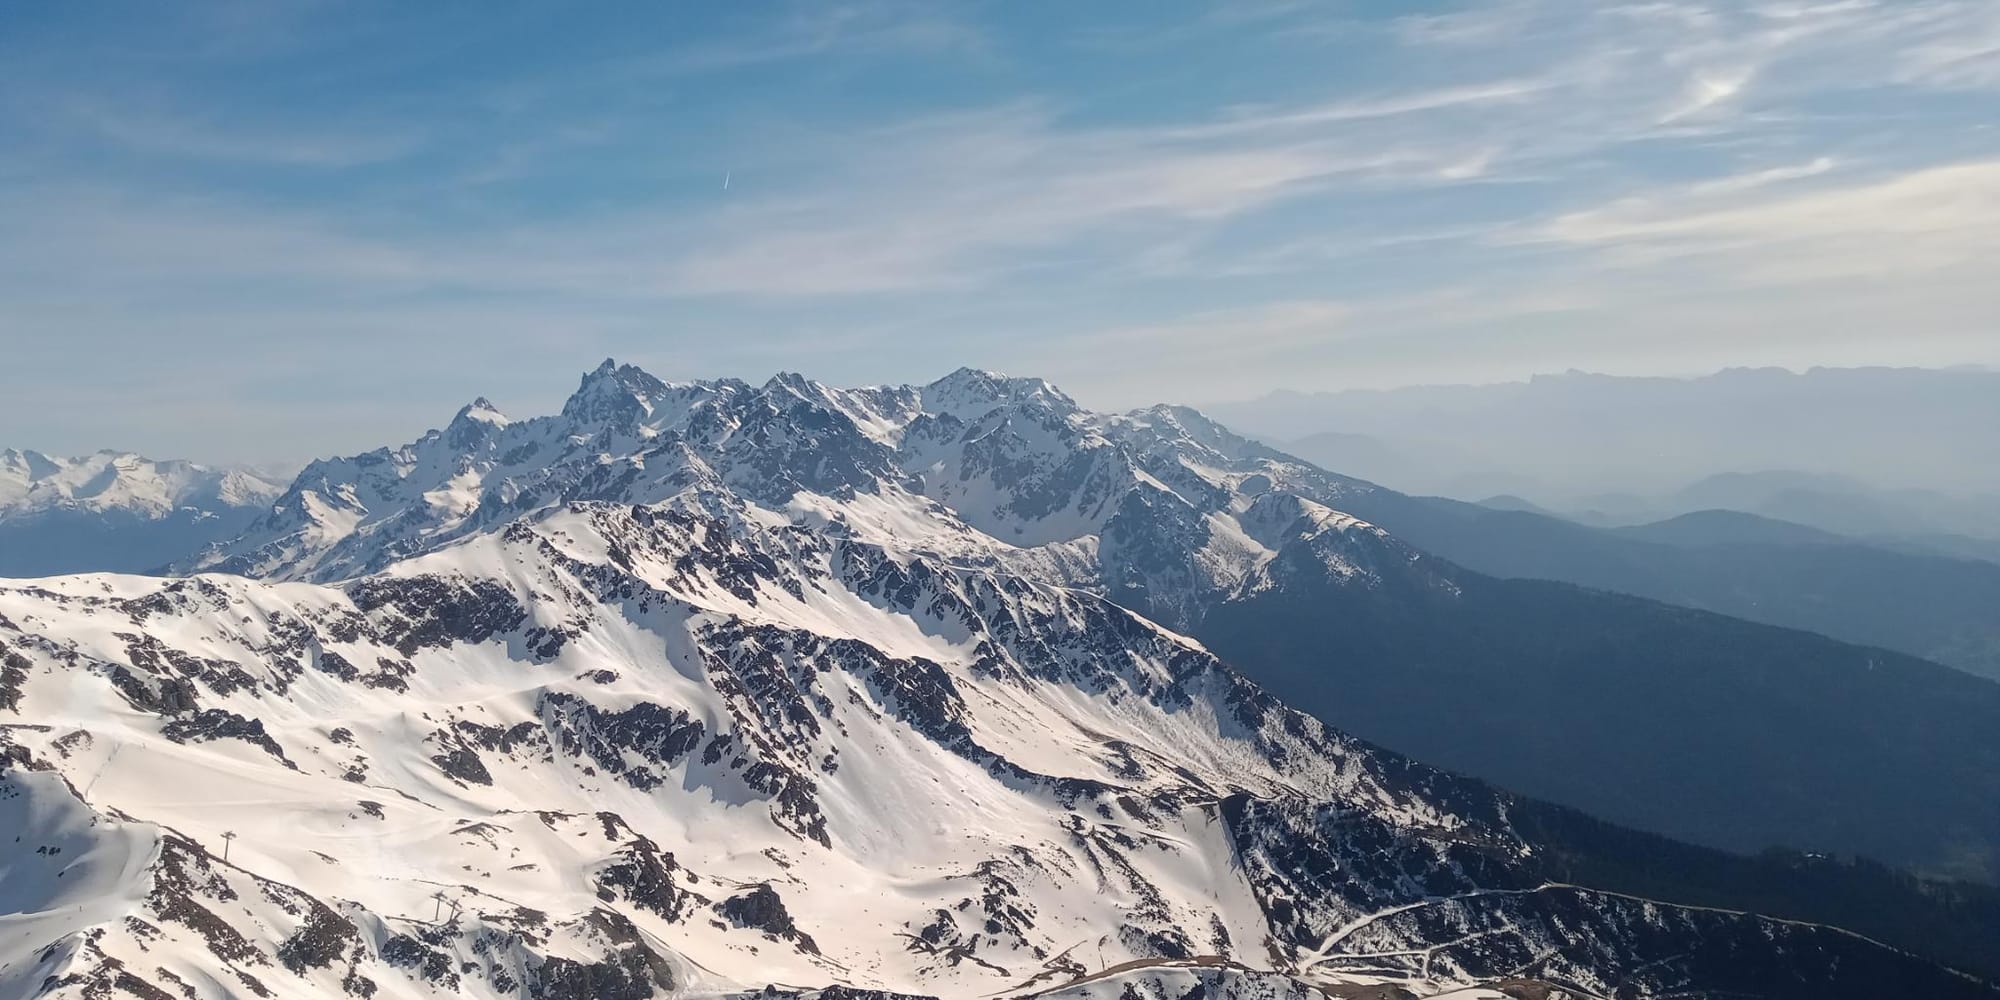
left=0, top=449, right=283, bottom=577
left=1209, top=367, right=2000, bottom=529
left=5, top=363, right=1999, bottom=997
left=1564, top=469, right=2000, bottom=562
left=1309, top=490, right=2000, bottom=684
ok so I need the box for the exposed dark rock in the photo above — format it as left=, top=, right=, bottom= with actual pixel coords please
left=533, top=909, right=677, bottom=1000
left=431, top=747, right=492, bottom=786
left=717, top=884, right=818, bottom=955
left=0, top=643, right=28, bottom=712
left=108, top=664, right=200, bottom=716
left=346, top=576, right=527, bottom=656
left=537, top=691, right=705, bottom=792
left=147, top=838, right=264, bottom=968
left=313, top=651, right=359, bottom=682
left=594, top=834, right=701, bottom=922
left=161, top=710, right=294, bottom=768
left=118, top=632, right=261, bottom=699
left=276, top=901, right=360, bottom=973
left=379, top=934, right=459, bottom=990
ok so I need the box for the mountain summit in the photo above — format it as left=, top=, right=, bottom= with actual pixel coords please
left=169, top=364, right=2000, bottom=881
left=3, top=363, right=1997, bottom=999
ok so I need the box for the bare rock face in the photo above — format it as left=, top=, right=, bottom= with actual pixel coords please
left=717, top=884, right=817, bottom=955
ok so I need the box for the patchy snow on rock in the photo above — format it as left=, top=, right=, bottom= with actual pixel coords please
left=1, top=362, right=1986, bottom=1000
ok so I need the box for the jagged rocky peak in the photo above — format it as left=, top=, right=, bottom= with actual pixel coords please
left=444, top=396, right=511, bottom=449
left=0, top=447, right=62, bottom=481
left=1237, top=489, right=1376, bottom=539
left=182, top=359, right=1410, bottom=605
left=749, top=370, right=882, bottom=425
left=560, top=357, right=680, bottom=426
left=920, top=366, right=1079, bottom=423
left=5, top=358, right=1999, bottom=997
left=3, top=465, right=1991, bottom=999
left=761, top=370, right=825, bottom=398
left=1111, top=402, right=1269, bottom=464
left=451, top=395, right=509, bottom=426
left=1237, top=490, right=1332, bottom=547
left=761, top=371, right=923, bottom=442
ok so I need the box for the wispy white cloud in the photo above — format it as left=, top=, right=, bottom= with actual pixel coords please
left=1393, top=7, right=1541, bottom=48
left=1687, top=155, right=1836, bottom=193
left=20, top=0, right=1996, bottom=303
left=0, top=84, right=1511, bottom=301
left=1178, top=79, right=1554, bottom=139
left=1533, top=158, right=2000, bottom=283
left=1895, top=10, right=2000, bottom=90
left=664, top=133, right=1441, bottom=295
left=1657, top=67, right=1757, bottom=123
left=7, top=0, right=2000, bottom=460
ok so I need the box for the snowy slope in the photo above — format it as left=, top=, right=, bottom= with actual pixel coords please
left=184, top=362, right=1401, bottom=627
left=2, top=363, right=1992, bottom=999
left=1, top=503, right=1985, bottom=997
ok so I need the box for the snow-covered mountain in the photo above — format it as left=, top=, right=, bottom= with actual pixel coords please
left=5, top=362, right=1995, bottom=999
left=0, top=450, right=278, bottom=518
left=0, top=450, right=283, bottom=578
left=149, top=359, right=2000, bottom=884
left=185, top=362, right=1391, bottom=628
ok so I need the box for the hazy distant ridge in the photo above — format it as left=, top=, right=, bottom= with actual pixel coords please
left=1209, top=366, right=2000, bottom=510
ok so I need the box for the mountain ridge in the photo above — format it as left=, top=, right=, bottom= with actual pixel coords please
left=160, top=361, right=2000, bottom=877
left=8, top=494, right=1995, bottom=997
left=6, top=360, right=1999, bottom=998
left=1209, top=366, right=2000, bottom=504
left=0, top=448, right=281, bottom=518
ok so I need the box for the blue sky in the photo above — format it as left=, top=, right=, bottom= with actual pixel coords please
left=3, top=0, right=1997, bottom=465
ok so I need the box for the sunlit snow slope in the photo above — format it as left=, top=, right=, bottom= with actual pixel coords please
left=2, top=363, right=1990, bottom=1000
